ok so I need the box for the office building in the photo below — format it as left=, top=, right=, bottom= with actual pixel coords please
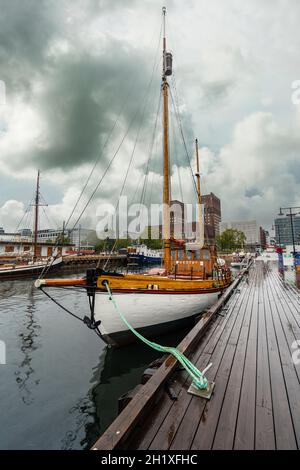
left=274, top=216, right=300, bottom=247
left=221, top=220, right=260, bottom=249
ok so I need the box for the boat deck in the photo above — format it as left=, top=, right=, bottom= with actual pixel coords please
left=92, top=261, right=300, bottom=450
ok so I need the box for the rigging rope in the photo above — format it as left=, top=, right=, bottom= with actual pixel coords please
left=104, top=281, right=210, bottom=390
left=64, top=17, right=164, bottom=233
left=40, top=287, right=102, bottom=338
left=38, top=16, right=164, bottom=279
left=103, top=62, right=163, bottom=268
left=68, top=21, right=163, bottom=235
left=170, top=103, right=184, bottom=203
left=14, top=197, right=34, bottom=233
left=169, top=84, right=198, bottom=200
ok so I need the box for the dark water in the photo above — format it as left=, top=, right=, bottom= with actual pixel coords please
left=0, top=271, right=187, bottom=450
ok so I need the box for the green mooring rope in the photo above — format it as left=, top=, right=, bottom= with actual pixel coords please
left=105, top=282, right=210, bottom=390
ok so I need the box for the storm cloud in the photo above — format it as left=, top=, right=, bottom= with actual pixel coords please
left=0, top=0, right=300, bottom=232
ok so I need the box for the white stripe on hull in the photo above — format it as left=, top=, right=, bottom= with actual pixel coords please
left=95, top=291, right=219, bottom=339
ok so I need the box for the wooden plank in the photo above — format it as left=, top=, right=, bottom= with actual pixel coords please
left=255, top=265, right=276, bottom=450
left=92, top=270, right=246, bottom=450
left=265, top=271, right=300, bottom=448
left=264, top=273, right=297, bottom=450
left=167, top=276, right=252, bottom=451
left=212, top=268, right=259, bottom=449
left=190, top=269, right=257, bottom=450
left=134, top=316, right=222, bottom=450
left=233, top=268, right=259, bottom=449
left=268, top=270, right=300, bottom=384
left=270, top=270, right=300, bottom=338
left=149, top=353, right=212, bottom=450
left=145, top=273, right=250, bottom=450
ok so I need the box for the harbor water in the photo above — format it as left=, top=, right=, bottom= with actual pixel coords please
left=0, top=270, right=187, bottom=450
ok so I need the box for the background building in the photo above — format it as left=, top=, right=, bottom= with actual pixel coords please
left=201, top=193, right=221, bottom=242
left=221, top=220, right=262, bottom=250
left=37, top=227, right=95, bottom=249
left=0, top=240, right=73, bottom=259
left=274, top=216, right=300, bottom=247
left=143, top=193, right=221, bottom=245
left=260, top=227, right=268, bottom=250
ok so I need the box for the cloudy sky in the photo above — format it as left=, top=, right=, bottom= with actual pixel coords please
left=0, top=0, right=299, bottom=234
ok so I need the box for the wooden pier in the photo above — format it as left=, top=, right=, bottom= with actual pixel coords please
left=92, top=261, right=300, bottom=450
left=61, top=254, right=126, bottom=269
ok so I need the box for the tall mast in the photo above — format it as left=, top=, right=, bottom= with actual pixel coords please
left=195, top=139, right=205, bottom=249
left=33, top=170, right=40, bottom=261
left=162, top=6, right=171, bottom=272
left=195, top=139, right=201, bottom=207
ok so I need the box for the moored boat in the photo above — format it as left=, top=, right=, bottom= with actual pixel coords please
left=126, top=244, right=162, bottom=266
left=0, top=256, right=62, bottom=280
left=0, top=171, right=63, bottom=280
left=35, top=7, right=232, bottom=346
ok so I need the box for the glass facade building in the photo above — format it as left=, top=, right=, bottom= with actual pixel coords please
left=274, top=216, right=300, bottom=247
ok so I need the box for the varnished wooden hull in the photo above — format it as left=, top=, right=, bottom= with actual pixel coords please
left=94, top=281, right=225, bottom=346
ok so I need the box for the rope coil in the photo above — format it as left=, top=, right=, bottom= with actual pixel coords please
left=104, top=282, right=210, bottom=390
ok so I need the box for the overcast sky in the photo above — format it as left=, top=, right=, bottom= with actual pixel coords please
left=0, top=0, right=299, bottom=234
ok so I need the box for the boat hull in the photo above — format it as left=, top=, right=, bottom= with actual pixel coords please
left=0, top=258, right=62, bottom=281
left=127, top=254, right=162, bottom=266
left=94, top=289, right=220, bottom=346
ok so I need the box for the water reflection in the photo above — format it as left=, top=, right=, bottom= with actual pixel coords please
left=60, top=328, right=188, bottom=449
left=14, top=283, right=41, bottom=405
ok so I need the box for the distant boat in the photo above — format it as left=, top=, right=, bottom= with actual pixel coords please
left=126, top=245, right=162, bottom=266
left=231, top=253, right=252, bottom=269
left=0, top=171, right=63, bottom=280
left=0, top=256, right=62, bottom=280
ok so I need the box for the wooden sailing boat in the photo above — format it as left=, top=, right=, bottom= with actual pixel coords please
left=0, top=171, right=62, bottom=280
left=35, top=8, right=231, bottom=345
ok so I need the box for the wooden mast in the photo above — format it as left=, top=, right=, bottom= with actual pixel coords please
left=195, top=139, right=205, bottom=250
left=33, top=170, right=40, bottom=261
left=195, top=139, right=201, bottom=208
left=162, top=6, right=171, bottom=272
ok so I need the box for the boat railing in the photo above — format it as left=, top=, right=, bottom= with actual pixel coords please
left=171, top=260, right=206, bottom=280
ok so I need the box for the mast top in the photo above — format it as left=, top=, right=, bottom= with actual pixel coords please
left=162, top=7, right=173, bottom=79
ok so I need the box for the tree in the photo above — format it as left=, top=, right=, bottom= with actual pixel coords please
left=216, top=229, right=246, bottom=252
left=95, top=237, right=132, bottom=253
left=55, top=234, right=70, bottom=245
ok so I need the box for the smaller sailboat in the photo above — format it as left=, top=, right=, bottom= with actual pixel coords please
left=35, top=8, right=231, bottom=346
left=231, top=253, right=252, bottom=269
left=0, top=171, right=62, bottom=280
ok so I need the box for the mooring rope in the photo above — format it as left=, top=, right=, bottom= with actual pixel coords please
left=104, top=282, right=211, bottom=390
